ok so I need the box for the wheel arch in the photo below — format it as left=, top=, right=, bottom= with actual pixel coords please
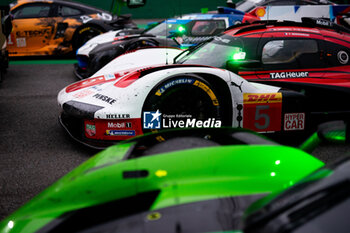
left=194, top=72, right=233, bottom=126
left=141, top=71, right=233, bottom=127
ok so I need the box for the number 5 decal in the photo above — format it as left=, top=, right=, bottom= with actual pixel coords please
left=242, top=93, right=282, bottom=132
left=255, top=105, right=270, bottom=129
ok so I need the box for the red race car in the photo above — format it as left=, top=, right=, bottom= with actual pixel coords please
left=176, top=18, right=350, bottom=122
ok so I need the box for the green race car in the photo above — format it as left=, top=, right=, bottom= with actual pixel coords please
left=0, top=127, right=339, bottom=232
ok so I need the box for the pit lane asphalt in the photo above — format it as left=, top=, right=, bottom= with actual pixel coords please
left=0, top=62, right=350, bottom=221
left=0, top=62, right=96, bottom=220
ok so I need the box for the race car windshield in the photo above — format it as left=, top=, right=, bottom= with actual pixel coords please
left=145, top=20, right=189, bottom=37
left=176, top=35, right=245, bottom=67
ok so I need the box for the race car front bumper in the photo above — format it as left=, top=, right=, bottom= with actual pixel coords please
left=59, top=101, right=143, bottom=149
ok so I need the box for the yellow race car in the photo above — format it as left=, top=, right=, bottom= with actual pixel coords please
left=7, top=0, right=137, bottom=56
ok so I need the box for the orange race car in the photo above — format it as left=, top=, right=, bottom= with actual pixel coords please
left=7, top=0, right=137, bottom=56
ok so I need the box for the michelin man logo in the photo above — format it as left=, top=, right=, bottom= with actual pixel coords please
left=143, top=110, right=162, bottom=129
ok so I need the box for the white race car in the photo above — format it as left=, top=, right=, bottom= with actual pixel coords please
left=58, top=47, right=308, bottom=148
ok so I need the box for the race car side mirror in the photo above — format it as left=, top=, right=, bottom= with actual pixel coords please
left=226, top=59, right=261, bottom=73
left=300, top=120, right=350, bottom=153
left=127, top=0, right=146, bottom=8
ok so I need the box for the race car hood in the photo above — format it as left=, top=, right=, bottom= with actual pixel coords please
left=0, top=139, right=323, bottom=233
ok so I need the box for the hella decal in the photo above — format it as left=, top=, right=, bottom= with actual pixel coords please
left=270, top=72, right=309, bottom=79
left=284, top=113, right=305, bottom=131
left=106, top=114, right=130, bottom=119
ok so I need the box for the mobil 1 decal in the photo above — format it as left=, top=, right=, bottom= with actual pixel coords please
left=243, top=93, right=282, bottom=132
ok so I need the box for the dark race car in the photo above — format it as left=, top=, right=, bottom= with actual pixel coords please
left=74, top=10, right=259, bottom=79
left=176, top=18, right=350, bottom=123
left=7, top=0, right=137, bottom=56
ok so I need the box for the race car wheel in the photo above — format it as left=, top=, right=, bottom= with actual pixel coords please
left=142, top=75, right=223, bottom=132
left=73, top=26, right=105, bottom=51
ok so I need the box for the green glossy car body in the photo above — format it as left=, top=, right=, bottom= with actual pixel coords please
left=0, top=128, right=324, bottom=233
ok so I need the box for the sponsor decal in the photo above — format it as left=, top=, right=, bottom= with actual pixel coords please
left=84, top=118, right=142, bottom=140
left=73, top=89, right=95, bottom=99
left=106, top=114, right=130, bottom=119
left=85, top=123, right=96, bottom=136
left=155, top=78, right=219, bottom=106
left=243, top=93, right=282, bottom=132
left=143, top=110, right=221, bottom=129
left=243, top=93, right=282, bottom=104
left=97, top=12, right=112, bottom=21
left=66, top=75, right=117, bottom=93
left=107, top=122, right=132, bottom=128
left=16, top=29, right=50, bottom=38
left=316, top=19, right=331, bottom=27
left=16, top=38, right=26, bottom=48
left=284, top=32, right=310, bottom=37
left=7, top=34, right=14, bottom=45
left=284, top=113, right=305, bottom=131
left=155, top=78, right=195, bottom=96
left=92, top=94, right=117, bottom=105
left=193, top=80, right=219, bottom=106
left=106, top=130, right=135, bottom=136
left=80, top=15, right=93, bottom=24
left=104, top=74, right=116, bottom=80
left=270, top=72, right=309, bottom=79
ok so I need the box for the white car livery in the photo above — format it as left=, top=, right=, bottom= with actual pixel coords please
left=58, top=47, right=308, bottom=148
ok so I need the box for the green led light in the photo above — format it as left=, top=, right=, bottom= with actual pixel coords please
left=232, top=51, right=246, bottom=60
left=178, top=26, right=186, bottom=32
left=275, top=160, right=280, bottom=165
left=270, top=172, right=276, bottom=177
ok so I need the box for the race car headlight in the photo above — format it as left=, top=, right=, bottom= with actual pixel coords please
left=233, top=51, right=246, bottom=60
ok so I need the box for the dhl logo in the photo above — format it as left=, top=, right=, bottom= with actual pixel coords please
left=243, top=93, right=282, bottom=104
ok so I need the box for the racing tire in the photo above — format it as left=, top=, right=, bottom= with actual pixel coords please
left=73, top=26, right=105, bottom=51
left=142, top=74, right=223, bottom=133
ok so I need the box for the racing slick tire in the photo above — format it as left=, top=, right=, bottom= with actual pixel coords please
left=73, top=25, right=105, bottom=51
left=142, top=74, right=224, bottom=133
